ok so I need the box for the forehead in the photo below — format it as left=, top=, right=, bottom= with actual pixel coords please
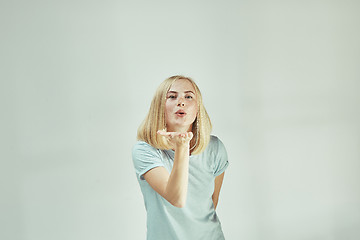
left=168, top=79, right=196, bottom=93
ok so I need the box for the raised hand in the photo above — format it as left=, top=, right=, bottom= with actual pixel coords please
left=157, top=130, right=193, bottom=150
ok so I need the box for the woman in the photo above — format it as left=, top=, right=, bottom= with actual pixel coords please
left=132, top=75, right=229, bottom=239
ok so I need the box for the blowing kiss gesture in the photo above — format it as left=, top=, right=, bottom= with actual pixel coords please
left=157, top=130, right=194, bottom=150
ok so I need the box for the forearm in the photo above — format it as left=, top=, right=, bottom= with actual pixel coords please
left=212, top=172, right=225, bottom=210
left=212, top=195, right=219, bottom=210
left=164, top=145, right=189, bottom=208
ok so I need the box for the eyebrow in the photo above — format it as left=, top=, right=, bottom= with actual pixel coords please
left=167, top=90, right=195, bottom=94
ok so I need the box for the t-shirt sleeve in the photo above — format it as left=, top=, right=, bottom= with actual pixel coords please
left=213, top=137, right=229, bottom=176
left=132, top=141, right=165, bottom=181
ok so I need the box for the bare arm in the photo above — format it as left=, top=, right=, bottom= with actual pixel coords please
left=212, top=172, right=225, bottom=210
left=143, top=131, right=193, bottom=208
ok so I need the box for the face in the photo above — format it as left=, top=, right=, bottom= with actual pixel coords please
left=165, top=79, right=198, bottom=132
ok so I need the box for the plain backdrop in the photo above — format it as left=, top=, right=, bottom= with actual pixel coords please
left=1, top=0, right=360, bottom=239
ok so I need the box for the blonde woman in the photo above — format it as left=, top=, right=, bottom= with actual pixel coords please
left=132, top=75, right=229, bottom=239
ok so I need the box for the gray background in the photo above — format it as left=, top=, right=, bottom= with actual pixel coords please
left=1, top=0, right=360, bottom=239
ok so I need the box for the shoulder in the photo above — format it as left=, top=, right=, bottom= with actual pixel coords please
left=132, top=141, right=166, bottom=180
left=203, top=135, right=227, bottom=156
left=208, top=135, right=226, bottom=149
left=132, top=140, right=153, bottom=151
left=132, top=141, right=161, bottom=158
left=208, top=136, right=229, bottom=175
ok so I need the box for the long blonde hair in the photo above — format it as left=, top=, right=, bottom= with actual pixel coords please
left=137, top=75, right=212, bottom=155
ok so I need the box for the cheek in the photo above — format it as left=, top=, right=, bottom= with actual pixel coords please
left=189, top=103, right=198, bottom=118
left=165, top=101, right=173, bottom=118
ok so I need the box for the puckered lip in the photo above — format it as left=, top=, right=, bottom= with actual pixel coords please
left=175, top=110, right=186, bottom=114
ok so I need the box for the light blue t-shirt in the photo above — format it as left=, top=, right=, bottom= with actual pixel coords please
left=132, top=135, right=229, bottom=240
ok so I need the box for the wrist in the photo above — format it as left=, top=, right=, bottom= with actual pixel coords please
left=174, top=143, right=190, bottom=151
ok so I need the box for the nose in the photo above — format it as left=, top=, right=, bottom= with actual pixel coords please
left=177, top=97, right=185, bottom=107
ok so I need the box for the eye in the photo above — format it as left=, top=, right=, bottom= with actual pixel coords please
left=185, top=95, right=193, bottom=99
left=168, top=95, right=176, bottom=99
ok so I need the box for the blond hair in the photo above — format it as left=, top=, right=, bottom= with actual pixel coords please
left=137, top=75, right=212, bottom=155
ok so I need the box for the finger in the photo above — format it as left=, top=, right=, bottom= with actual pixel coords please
left=157, top=130, right=173, bottom=136
left=157, top=130, right=166, bottom=135
left=157, top=131, right=181, bottom=139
